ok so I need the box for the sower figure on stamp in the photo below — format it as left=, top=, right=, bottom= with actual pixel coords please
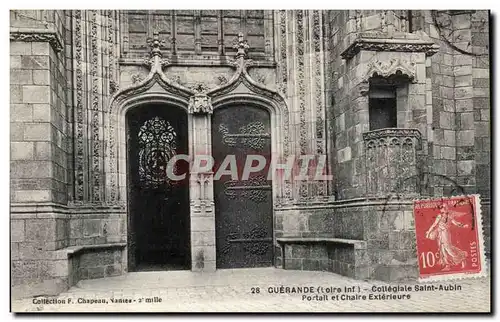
left=425, top=203, right=469, bottom=271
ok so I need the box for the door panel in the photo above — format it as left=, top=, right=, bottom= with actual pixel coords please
left=212, top=105, right=273, bottom=268
left=127, top=104, right=190, bottom=271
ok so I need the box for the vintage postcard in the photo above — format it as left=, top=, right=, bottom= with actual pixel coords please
left=9, top=9, right=491, bottom=313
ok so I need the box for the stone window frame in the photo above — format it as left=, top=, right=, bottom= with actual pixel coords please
left=368, top=75, right=411, bottom=131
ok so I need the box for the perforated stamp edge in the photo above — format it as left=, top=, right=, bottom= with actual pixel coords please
left=413, top=194, right=488, bottom=283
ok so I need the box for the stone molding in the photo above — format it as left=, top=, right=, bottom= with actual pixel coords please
left=445, top=10, right=476, bottom=16
left=275, top=196, right=415, bottom=211
left=118, top=57, right=277, bottom=68
left=341, top=33, right=439, bottom=60
left=10, top=29, right=63, bottom=52
left=362, top=128, right=422, bottom=142
left=10, top=202, right=126, bottom=216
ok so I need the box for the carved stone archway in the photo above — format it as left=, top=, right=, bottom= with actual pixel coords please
left=104, top=31, right=291, bottom=272
left=208, top=38, right=292, bottom=204
left=105, top=33, right=195, bottom=205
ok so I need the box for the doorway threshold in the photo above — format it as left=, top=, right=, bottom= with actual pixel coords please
left=134, top=263, right=190, bottom=272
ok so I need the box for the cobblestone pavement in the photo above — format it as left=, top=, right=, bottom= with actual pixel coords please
left=12, top=268, right=491, bottom=313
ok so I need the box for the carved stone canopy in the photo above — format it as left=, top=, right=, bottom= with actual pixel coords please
left=365, top=58, right=417, bottom=83
left=188, top=94, right=213, bottom=115
left=341, top=31, right=439, bottom=60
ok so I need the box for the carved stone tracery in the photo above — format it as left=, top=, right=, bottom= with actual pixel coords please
left=74, top=10, right=85, bottom=203
left=188, top=94, right=213, bottom=114
left=107, top=28, right=289, bottom=203
left=277, top=10, right=291, bottom=201
left=296, top=11, right=307, bottom=157
left=364, top=128, right=422, bottom=195
left=362, top=128, right=422, bottom=141
left=71, top=10, right=123, bottom=204
left=138, top=116, right=178, bottom=189
left=365, top=58, right=417, bottom=82
left=312, top=10, right=327, bottom=197
left=233, top=32, right=250, bottom=58
left=90, top=11, right=101, bottom=202
left=108, top=10, right=118, bottom=95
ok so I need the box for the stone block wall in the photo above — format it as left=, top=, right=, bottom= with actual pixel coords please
left=326, top=11, right=354, bottom=199
left=75, top=248, right=125, bottom=282
left=11, top=210, right=70, bottom=298
left=327, top=202, right=416, bottom=281
left=11, top=40, right=58, bottom=204
left=471, top=11, right=490, bottom=199
left=414, top=10, right=491, bottom=255
left=190, top=203, right=216, bottom=272
left=10, top=10, right=73, bottom=298
left=275, top=207, right=335, bottom=238
left=332, top=201, right=416, bottom=281
left=69, top=211, right=126, bottom=246
left=422, top=11, right=458, bottom=195
left=10, top=10, right=124, bottom=298
left=10, top=10, right=68, bottom=205
left=414, top=10, right=490, bottom=198
left=321, top=10, right=490, bottom=281
left=275, top=199, right=416, bottom=281
left=275, top=206, right=335, bottom=267
left=282, top=242, right=370, bottom=279
left=367, top=204, right=417, bottom=281
left=283, top=243, right=330, bottom=272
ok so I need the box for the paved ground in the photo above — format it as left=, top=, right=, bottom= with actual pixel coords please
left=12, top=268, right=491, bottom=313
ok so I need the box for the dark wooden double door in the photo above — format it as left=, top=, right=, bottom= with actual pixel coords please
left=212, top=105, right=273, bottom=268
left=127, top=104, right=190, bottom=271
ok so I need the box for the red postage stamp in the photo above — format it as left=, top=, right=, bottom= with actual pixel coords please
left=414, top=195, right=486, bottom=281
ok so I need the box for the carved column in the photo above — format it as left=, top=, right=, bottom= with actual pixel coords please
left=275, top=10, right=293, bottom=204
left=72, top=10, right=120, bottom=205
left=188, top=91, right=216, bottom=272
left=309, top=10, right=328, bottom=199
left=275, top=10, right=328, bottom=202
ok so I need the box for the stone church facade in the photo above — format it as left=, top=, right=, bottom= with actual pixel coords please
left=10, top=10, right=490, bottom=298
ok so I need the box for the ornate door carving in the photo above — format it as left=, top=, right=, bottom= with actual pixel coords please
left=127, top=104, right=190, bottom=271
left=212, top=105, right=273, bottom=268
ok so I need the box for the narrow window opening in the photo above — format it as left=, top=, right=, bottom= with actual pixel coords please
left=369, top=84, right=397, bottom=131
